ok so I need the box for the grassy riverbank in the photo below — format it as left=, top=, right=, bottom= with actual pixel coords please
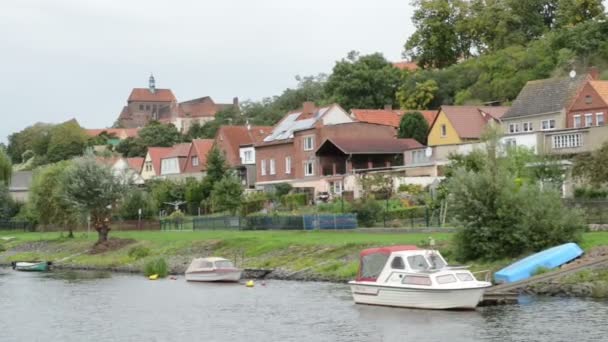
left=1, top=230, right=608, bottom=282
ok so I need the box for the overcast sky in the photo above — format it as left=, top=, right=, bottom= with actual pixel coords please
left=0, top=0, right=415, bottom=142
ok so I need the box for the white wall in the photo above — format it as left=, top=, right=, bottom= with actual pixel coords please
left=239, top=146, right=255, bottom=165
left=161, top=157, right=181, bottom=175
left=500, top=133, right=539, bottom=154
left=321, top=105, right=354, bottom=125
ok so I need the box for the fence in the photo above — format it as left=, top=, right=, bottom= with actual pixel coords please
left=160, top=214, right=358, bottom=231
left=0, top=220, right=160, bottom=232
left=0, top=220, right=36, bottom=231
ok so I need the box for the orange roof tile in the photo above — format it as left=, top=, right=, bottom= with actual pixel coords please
left=192, top=139, right=215, bottom=170
left=128, top=88, right=176, bottom=103
left=351, top=109, right=437, bottom=128
left=393, top=61, right=419, bottom=71
left=438, top=106, right=509, bottom=139
left=590, top=81, right=608, bottom=104
left=215, top=125, right=273, bottom=166
left=126, top=157, right=144, bottom=173
left=147, top=147, right=173, bottom=176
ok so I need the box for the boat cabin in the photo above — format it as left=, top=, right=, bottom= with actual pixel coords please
left=187, top=257, right=236, bottom=271
left=355, top=245, right=478, bottom=288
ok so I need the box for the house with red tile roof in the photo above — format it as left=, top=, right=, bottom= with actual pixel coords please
left=393, top=61, right=419, bottom=72
left=160, top=143, right=192, bottom=178
left=141, top=147, right=172, bottom=180
left=215, top=125, right=273, bottom=188
left=350, top=107, right=437, bottom=128
left=116, top=74, right=238, bottom=132
left=95, top=156, right=145, bottom=185
left=427, top=105, right=510, bottom=146
left=183, top=139, right=215, bottom=178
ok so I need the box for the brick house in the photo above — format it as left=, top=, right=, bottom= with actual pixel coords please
left=116, top=75, right=238, bottom=132
left=182, top=139, right=215, bottom=179
left=214, top=125, right=273, bottom=188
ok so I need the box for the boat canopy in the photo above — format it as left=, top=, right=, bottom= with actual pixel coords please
left=356, top=245, right=418, bottom=282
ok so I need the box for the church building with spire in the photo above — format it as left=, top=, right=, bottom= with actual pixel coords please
left=116, top=74, right=239, bottom=132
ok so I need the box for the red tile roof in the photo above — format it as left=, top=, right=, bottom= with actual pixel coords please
left=128, top=88, right=176, bottom=103
left=438, top=106, right=510, bottom=140
left=95, top=157, right=120, bottom=167
left=164, top=143, right=192, bottom=158
left=319, top=136, right=423, bottom=154
left=215, top=125, right=273, bottom=166
left=146, top=147, right=173, bottom=176
left=393, top=61, right=419, bottom=71
left=178, top=96, right=218, bottom=118
left=192, top=139, right=215, bottom=171
left=351, top=109, right=437, bottom=128
left=126, top=157, right=144, bottom=173
left=590, top=81, right=608, bottom=104
left=85, top=128, right=140, bottom=139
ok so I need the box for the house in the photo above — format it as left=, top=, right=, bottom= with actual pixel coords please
left=350, top=107, right=437, bottom=129
left=116, top=75, right=238, bottom=132
left=427, top=105, right=509, bottom=146
left=393, top=61, right=419, bottom=72
left=214, top=125, right=273, bottom=188
left=183, top=139, right=215, bottom=179
left=85, top=128, right=140, bottom=140
left=8, top=171, right=33, bottom=202
left=255, top=102, right=423, bottom=198
left=141, top=147, right=172, bottom=180
left=96, top=157, right=145, bottom=185
left=159, top=143, right=192, bottom=179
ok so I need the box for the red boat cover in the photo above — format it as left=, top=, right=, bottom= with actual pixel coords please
left=356, top=245, right=418, bottom=282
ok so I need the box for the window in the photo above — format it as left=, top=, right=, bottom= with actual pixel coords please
left=139, top=104, right=144, bottom=110
left=597, top=113, right=605, bottom=126
left=508, top=123, right=519, bottom=134
left=573, top=115, right=582, bottom=128
left=456, top=273, right=474, bottom=281
left=440, top=124, right=447, bottom=137
left=144, top=162, right=152, bottom=172
left=541, top=119, right=556, bottom=130
left=243, top=150, right=252, bottom=163
left=436, top=274, right=457, bottom=284
left=330, top=181, right=343, bottom=195
left=191, top=156, right=199, bottom=167
left=145, top=105, right=150, bottom=111
left=285, top=156, right=292, bottom=174
left=303, top=136, right=314, bottom=151
left=504, top=138, right=516, bottom=148
left=407, top=255, right=429, bottom=271
left=402, top=275, right=431, bottom=286
left=304, top=160, right=314, bottom=176
left=585, top=113, right=593, bottom=127
left=390, top=257, right=405, bottom=269
left=411, top=150, right=428, bottom=164
left=522, top=122, right=533, bottom=132
left=585, top=95, right=593, bottom=104
left=152, top=104, right=157, bottom=111
left=552, top=133, right=583, bottom=149
left=261, top=159, right=266, bottom=176
left=269, top=159, right=276, bottom=175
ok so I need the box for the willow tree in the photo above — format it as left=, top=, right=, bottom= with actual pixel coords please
left=0, top=148, right=12, bottom=186
left=63, top=154, right=125, bottom=244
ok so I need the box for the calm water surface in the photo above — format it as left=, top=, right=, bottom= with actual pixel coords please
left=1, top=269, right=607, bottom=342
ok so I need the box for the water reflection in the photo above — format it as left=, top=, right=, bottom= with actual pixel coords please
left=43, top=270, right=112, bottom=283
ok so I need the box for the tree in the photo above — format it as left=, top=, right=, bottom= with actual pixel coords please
left=397, top=112, right=429, bottom=144
left=30, top=161, right=81, bottom=237
left=119, top=189, right=157, bottom=220
left=404, top=0, right=472, bottom=69
left=573, top=142, right=608, bottom=185
left=62, top=154, right=125, bottom=244
left=138, top=121, right=181, bottom=147
left=7, top=123, right=53, bottom=163
left=46, top=120, right=88, bottom=163
left=556, top=0, right=605, bottom=28
left=447, top=134, right=584, bottom=261
left=184, top=178, right=205, bottom=214
left=0, top=147, right=12, bottom=186
left=325, top=51, right=401, bottom=110
left=0, top=184, right=18, bottom=220
left=211, top=175, right=243, bottom=214
left=397, top=79, right=438, bottom=110
left=115, top=137, right=146, bottom=158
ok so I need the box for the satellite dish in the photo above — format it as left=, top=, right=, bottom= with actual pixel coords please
left=569, top=70, right=577, bottom=79
left=424, top=146, right=433, bottom=158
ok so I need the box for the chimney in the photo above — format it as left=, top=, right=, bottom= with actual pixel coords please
left=302, top=101, right=316, bottom=115
left=384, top=104, right=392, bottom=110
left=589, top=66, right=600, bottom=80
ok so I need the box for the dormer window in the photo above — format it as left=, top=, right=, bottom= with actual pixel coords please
left=192, top=156, right=199, bottom=166
left=585, top=95, right=592, bottom=104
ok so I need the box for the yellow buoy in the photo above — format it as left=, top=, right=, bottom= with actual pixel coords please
left=246, top=280, right=255, bottom=287
left=149, top=274, right=159, bottom=280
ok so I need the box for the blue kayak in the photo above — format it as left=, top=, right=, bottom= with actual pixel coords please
left=494, top=243, right=583, bottom=284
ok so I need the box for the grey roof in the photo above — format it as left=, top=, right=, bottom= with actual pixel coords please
left=263, top=107, right=331, bottom=142
left=502, top=75, right=588, bottom=119
left=9, top=171, right=33, bottom=191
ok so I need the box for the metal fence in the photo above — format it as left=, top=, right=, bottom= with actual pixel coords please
left=161, top=214, right=358, bottom=231
left=0, top=220, right=36, bottom=231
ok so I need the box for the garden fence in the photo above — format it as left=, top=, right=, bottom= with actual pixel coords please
left=161, top=214, right=358, bottom=231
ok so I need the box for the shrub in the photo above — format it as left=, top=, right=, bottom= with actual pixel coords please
left=398, top=184, right=424, bottom=195
left=143, top=257, right=168, bottom=277
left=119, top=189, right=157, bottom=220
left=274, top=183, right=293, bottom=198
left=241, top=192, right=268, bottom=216
left=167, top=210, right=185, bottom=220
left=573, top=187, right=608, bottom=199
left=128, top=245, right=151, bottom=260
left=0, top=243, right=5, bottom=252
left=281, top=193, right=307, bottom=210
left=351, top=198, right=383, bottom=227
left=384, top=206, right=427, bottom=220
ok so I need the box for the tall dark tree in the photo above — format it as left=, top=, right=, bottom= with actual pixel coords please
left=397, top=112, right=429, bottom=145
left=0, top=147, right=12, bottom=186
left=46, top=120, right=88, bottom=163
left=556, top=0, right=605, bottom=28
left=138, top=121, right=181, bottom=147
left=325, top=51, right=401, bottom=110
left=116, top=137, right=146, bottom=158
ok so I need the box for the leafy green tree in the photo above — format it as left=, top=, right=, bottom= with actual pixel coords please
left=397, top=112, right=429, bottom=144
left=404, top=0, right=472, bottom=68
left=0, top=184, right=18, bottom=220
left=116, top=137, right=146, bottom=158
left=184, top=178, right=205, bottom=214
left=30, top=161, right=81, bottom=237
left=448, top=135, right=584, bottom=261
left=0, top=147, right=12, bottom=186
left=147, top=179, right=186, bottom=213
left=211, top=175, right=243, bottom=214
left=573, top=142, right=608, bottom=185
left=556, top=0, right=605, bottom=27
left=325, top=51, right=401, bottom=110
left=397, top=79, right=438, bottom=110
left=7, top=123, right=53, bottom=163
left=62, top=154, right=125, bottom=244
left=119, top=189, right=157, bottom=220
left=46, top=120, right=88, bottom=163
left=138, top=121, right=181, bottom=147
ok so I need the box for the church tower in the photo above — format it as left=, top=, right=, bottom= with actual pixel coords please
left=149, top=74, right=156, bottom=94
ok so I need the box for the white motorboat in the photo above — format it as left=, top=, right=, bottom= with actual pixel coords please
left=348, top=246, right=492, bottom=310
left=185, top=257, right=242, bottom=282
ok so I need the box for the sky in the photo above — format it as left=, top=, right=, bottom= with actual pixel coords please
left=0, top=0, right=415, bottom=143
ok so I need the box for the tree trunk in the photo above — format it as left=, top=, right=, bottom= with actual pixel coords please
left=96, top=223, right=110, bottom=244
left=67, top=228, right=74, bottom=238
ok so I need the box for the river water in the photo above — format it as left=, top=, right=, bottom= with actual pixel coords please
left=1, top=269, right=607, bottom=342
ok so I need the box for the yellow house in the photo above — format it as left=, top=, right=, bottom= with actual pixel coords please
left=427, top=106, right=510, bottom=146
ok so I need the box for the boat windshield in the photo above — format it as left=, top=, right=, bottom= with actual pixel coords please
left=214, top=260, right=234, bottom=268
left=428, top=253, right=446, bottom=269
left=407, top=255, right=429, bottom=271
